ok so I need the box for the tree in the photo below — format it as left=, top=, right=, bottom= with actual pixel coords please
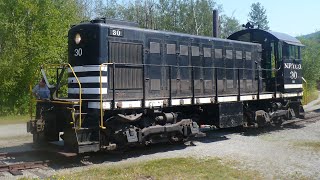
left=248, top=2, right=269, bottom=30
left=0, top=0, right=83, bottom=115
left=220, top=15, right=241, bottom=38
left=299, top=38, right=320, bottom=86
left=96, top=0, right=220, bottom=37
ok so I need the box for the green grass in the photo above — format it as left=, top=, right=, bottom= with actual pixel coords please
left=0, top=115, right=29, bottom=125
left=303, top=86, right=318, bottom=105
left=294, top=141, right=320, bottom=151
left=49, top=157, right=262, bottom=180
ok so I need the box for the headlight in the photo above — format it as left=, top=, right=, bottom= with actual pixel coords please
left=75, top=33, right=81, bottom=44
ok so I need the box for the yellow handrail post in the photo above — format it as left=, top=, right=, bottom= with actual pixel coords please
left=302, top=77, right=307, bottom=104
left=65, top=63, right=82, bottom=129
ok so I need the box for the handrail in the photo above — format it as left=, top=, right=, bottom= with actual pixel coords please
left=97, top=62, right=280, bottom=71
left=29, top=68, right=40, bottom=120
left=64, top=63, right=82, bottom=128
left=96, top=62, right=281, bottom=129
left=29, top=63, right=82, bottom=128
left=302, top=77, right=308, bottom=104
left=99, top=63, right=112, bottom=129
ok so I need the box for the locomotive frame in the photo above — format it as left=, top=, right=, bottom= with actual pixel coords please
left=27, top=19, right=305, bottom=154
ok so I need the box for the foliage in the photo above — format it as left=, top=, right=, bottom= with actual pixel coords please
left=220, top=14, right=241, bottom=38
left=0, top=0, right=242, bottom=116
left=248, top=2, right=269, bottom=30
left=298, top=37, right=320, bottom=104
left=95, top=0, right=242, bottom=37
left=299, top=38, right=320, bottom=88
left=0, top=0, right=83, bottom=115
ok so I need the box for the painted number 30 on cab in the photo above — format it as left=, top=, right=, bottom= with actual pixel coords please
left=74, top=48, right=82, bottom=57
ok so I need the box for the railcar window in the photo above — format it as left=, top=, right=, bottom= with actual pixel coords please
left=289, top=45, right=295, bottom=59
left=278, top=43, right=283, bottom=61
left=180, top=45, right=188, bottom=56
left=215, top=49, right=222, bottom=59
left=192, top=46, right=200, bottom=56
left=166, top=44, right=176, bottom=55
left=150, top=42, right=160, bottom=54
left=226, top=50, right=233, bottom=59
left=238, top=33, right=250, bottom=42
left=284, top=44, right=300, bottom=59
left=245, top=52, right=252, bottom=60
left=236, top=51, right=242, bottom=60
left=204, top=48, right=211, bottom=57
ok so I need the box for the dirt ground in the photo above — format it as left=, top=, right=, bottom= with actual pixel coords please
left=0, top=112, right=320, bottom=179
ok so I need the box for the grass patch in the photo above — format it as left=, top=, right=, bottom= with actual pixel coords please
left=294, top=141, right=320, bottom=151
left=0, top=115, right=29, bottom=125
left=50, top=157, right=262, bottom=180
left=303, top=86, right=318, bottom=105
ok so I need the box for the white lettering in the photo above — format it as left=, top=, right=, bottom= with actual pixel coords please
left=74, top=48, right=82, bottom=57
left=284, top=63, right=301, bottom=70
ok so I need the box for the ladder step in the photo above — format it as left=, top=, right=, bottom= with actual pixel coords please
left=72, top=127, right=99, bottom=131
left=74, top=113, right=87, bottom=115
left=78, top=141, right=99, bottom=146
left=78, top=141, right=100, bottom=153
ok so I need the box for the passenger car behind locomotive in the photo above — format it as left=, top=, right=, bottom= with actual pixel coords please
left=27, top=19, right=305, bottom=153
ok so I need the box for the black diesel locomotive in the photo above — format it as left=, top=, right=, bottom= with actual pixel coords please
left=27, top=19, right=305, bottom=153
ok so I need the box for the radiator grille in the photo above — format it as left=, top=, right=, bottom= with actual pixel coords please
left=109, top=42, right=143, bottom=89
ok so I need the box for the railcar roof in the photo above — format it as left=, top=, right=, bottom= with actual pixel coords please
left=75, top=21, right=261, bottom=47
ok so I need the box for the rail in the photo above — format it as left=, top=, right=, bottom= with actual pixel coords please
left=29, top=63, right=83, bottom=128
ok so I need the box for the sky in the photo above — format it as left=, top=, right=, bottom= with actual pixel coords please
left=216, top=0, right=319, bottom=36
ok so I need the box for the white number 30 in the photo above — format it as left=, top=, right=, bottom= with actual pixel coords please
left=290, top=71, right=298, bottom=80
left=74, top=48, right=82, bottom=57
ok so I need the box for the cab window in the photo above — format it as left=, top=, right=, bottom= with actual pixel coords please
left=283, top=44, right=300, bottom=60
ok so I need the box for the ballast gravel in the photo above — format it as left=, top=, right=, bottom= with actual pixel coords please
left=0, top=112, right=319, bottom=179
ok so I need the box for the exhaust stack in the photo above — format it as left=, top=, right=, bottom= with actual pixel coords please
left=212, top=10, right=219, bottom=38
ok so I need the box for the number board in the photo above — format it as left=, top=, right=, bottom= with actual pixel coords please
left=109, top=28, right=123, bottom=37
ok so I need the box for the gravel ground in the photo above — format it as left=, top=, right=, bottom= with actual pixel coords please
left=0, top=112, right=320, bottom=179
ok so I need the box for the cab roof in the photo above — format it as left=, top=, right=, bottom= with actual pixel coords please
left=228, top=28, right=304, bottom=47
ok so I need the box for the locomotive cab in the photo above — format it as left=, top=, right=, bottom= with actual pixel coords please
left=228, top=28, right=304, bottom=93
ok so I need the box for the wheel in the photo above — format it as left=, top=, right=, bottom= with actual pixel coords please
left=33, top=132, right=46, bottom=144
left=168, top=133, right=184, bottom=144
left=44, top=131, right=59, bottom=141
left=273, top=117, right=283, bottom=127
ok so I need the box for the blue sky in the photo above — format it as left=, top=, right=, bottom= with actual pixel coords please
left=216, top=0, right=319, bottom=36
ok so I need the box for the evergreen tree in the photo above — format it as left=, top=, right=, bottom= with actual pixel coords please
left=248, top=2, right=269, bottom=30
